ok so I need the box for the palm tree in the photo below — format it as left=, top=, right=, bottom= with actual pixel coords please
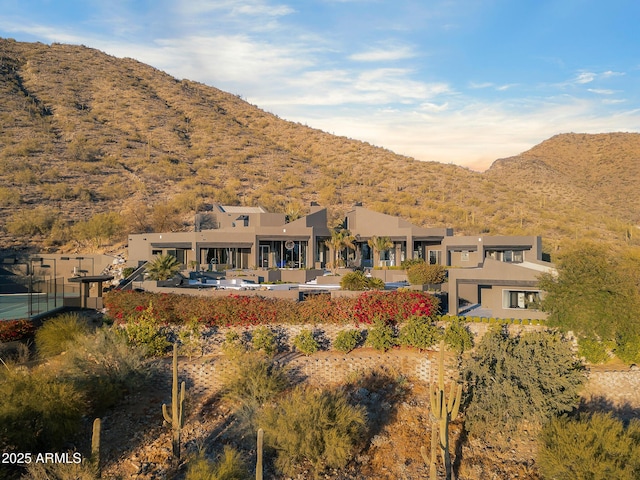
left=324, top=228, right=356, bottom=273
left=146, top=253, right=181, bottom=281
left=367, top=236, right=393, bottom=267
left=340, top=229, right=356, bottom=266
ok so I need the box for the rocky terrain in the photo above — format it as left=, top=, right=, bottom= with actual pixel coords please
left=1, top=39, right=639, bottom=256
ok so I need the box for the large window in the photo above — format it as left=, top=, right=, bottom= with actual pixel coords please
left=259, top=240, right=307, bottom=268
left=428, top=250, right=441, bottom=265
left=166, top=249, right=187, bottom=265
left=486, top=249, right=524, bottom=263
left=203, top=248, right=250, bottom=269
left=503, top=290, right=540, bottom=309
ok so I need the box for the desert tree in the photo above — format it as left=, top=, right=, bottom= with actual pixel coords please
left=367, top=235, right=393, bottom=267
left=463, top=328, right=586, bottom=438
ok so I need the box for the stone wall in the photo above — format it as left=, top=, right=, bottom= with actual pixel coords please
left=176, top=350, right=437, bottom=397
left=582, top=368, right=640, bottom=408
left=163, top=323, right=640, bottom=410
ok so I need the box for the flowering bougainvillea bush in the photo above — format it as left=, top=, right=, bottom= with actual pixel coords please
left=352, top=290, right=437, bottom=325
left=0, top=319, right=36, bottom=342
left=103, top=290, right=438, bottom=327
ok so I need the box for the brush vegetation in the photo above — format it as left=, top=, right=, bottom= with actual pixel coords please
left=463, top=328, right=586, bottom=437
left=538, top=412, right=640, bottom=480
left=258, top=387, right=367, bottom=478
left=35, top=312, right=90, bottom=358
left=1, top=39, right=639, bottom=254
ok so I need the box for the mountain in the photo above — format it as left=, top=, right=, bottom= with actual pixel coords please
left=1, top=38, right=638, bottom=256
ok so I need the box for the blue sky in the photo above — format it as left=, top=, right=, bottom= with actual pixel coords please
left=1, top=0, right=639, bottom=170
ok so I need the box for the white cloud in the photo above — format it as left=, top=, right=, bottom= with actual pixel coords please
left=349, top=45, right=416, bottom=62
left=602, top=70, right=625, bottom=78
left=0, top=21, right=86, bottom=44
left=469, top=82, right=493, bottom=89
left=232, top=3, right=294, bottom=16
left=575, top=71, right=596, bottom=84
left=602, top=98, right=627, bottom=105
left=587, top=88, right=615, bottom=95
left=419, top=102, right=449, bottom=112
left=279, top=95, right=640, bottom=171
left=572, top=70, right=625, bottom=86
left=174, top=0, right=293, bottom=17
left=469, top=82, right=516, bottom=92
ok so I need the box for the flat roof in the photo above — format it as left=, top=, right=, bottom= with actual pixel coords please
left=219, top=205, right=266, bottom=213
left=67, top=275, right=114, bottom=283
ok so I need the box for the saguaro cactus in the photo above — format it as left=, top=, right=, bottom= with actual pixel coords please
left=256, top=428, right=264, bottom=480
left=91, top=417, right=101, bottom=477
left=162, top=342, right=186, bottom=461
left=421, top=341, right=462, bottom=480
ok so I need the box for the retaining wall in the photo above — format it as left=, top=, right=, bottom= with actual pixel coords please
left=160, top=322, right=640, bottom=410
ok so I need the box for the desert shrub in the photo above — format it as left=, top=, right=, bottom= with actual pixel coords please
left=365, top=316, right=397, bottom=352
left=258, top=387, right=366, bottom=478
left=5, top=206, right=59, bottom=236
left=443, top=317, right=474, bottom=353
left=0, top=319, right=36, bottom=342
left=68, top=135, right=101, bottom=162
left=179, top=318, right=204, bottom=359
left=538, top=412, right=640, bottom=480
left=0, top=341, right=31, bottom=365
left=577, top=337, right=610, bottom=364
left=340, top=271, right=369, bottom=291
left=615, top=332, right=640, bottom=364
left=221, top=330, right=247, bottom=358
left=122, top=266, right=135, bottom=278
left=222, top=352, right=289, bottom=409
left=185, top=447, right=249, bottom=480
left=71, top=211, right=125, bottom=247
left=22, top=459, right=97, bottom=480
left=398, top=316, right=441, bottom=350
left=463, top=329, right=586, bottom=437
left=293, top=329, right=320, bottom=355
left=55, top=326, right=148, bottom=414
left=367, top=276, right=385, bottom=290
left=251, top=326, right=277, bottom=355
left=340, top=271, right=384, bottom=291
left=538, top=242, right=640, bottom=345
left=406, top=263, right=447, bottom=285
left=0, top=367, right=85, bottom=451
left=35, top=313, right=90, bottom=358
left=0, top=186, right=21, bottom=206
left=333, top=329, right=362, bottom=353
left=122, top=303, right=170, bottom=356
left=400, top=258, right=424, bottom=269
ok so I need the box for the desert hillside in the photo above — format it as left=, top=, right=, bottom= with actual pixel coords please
left=1, top=39, right=638, bottom=255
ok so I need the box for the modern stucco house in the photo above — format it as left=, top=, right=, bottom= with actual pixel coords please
left=127, top=203, right=554, bottom=319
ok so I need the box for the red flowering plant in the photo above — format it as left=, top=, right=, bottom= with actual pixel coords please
left=103, top=290, right=149, bottom=323
left=205, top=295, right=284, bottom=328
left=0, top=319, right=36, bottom=342
left=296, top=294, right=355, bottom=325
left=352, top=291, right=437, bottom=325
left=103, top=289, right=439, bottom=330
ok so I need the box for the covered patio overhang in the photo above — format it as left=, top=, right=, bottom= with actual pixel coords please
left=67, top=275, right=114, bottom=309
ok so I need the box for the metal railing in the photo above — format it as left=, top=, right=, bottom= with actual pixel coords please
left=115, top=262, right=148, bottom=291
left=0, top=277, right=79, bottom=320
